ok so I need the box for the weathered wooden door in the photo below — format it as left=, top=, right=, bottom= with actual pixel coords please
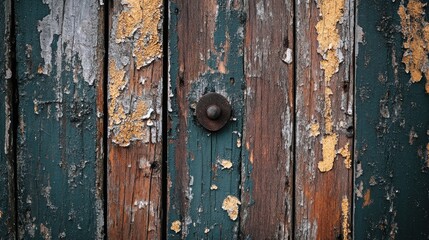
left=0, top=0, right=428, bottom=239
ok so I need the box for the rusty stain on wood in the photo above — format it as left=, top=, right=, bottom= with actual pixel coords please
left=398, top=0, right=429, bottom=93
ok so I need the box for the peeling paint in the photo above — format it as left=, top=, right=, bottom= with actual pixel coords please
left=309, top=122, right=320, bottom=137
left=363, top=189, right=372, bottom=207
left=282, top=48, right=293, bottom=64
left=338, top=142, right=351, bottom=169
left=170, top=220, right=181, bottom=233
left=222, top=195, right=241, bottom=221
left=318, top=133, right=338, bottom=172
left=210, top=184, right=218, bottom=190
left=398, top=0, right=429, bottom=93
left=220, top=159, right=233, bottom=169
left=115, top=0, right=162, bottom=69
left=426, top=143, right=429, bottom=168
left=315, top=0, right=344, bottom=172
left=108, top=61, right=158, bottom=146
left=341, top=196, right=350, bottom=240
left=40, top=223, right=51, bottom=240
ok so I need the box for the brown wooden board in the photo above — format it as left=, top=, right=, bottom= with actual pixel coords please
left=0, top=0, right=16, bottom=237
left=240, top=0, right=294, bottom=238
left=15, top=0, right=105, bottom=238
left=107, top=0, right=164, bottom=238
left=294, top=0, right=354, bottom=239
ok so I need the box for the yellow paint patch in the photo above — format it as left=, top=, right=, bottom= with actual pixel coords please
left=363, top=189, right=372, bottom=207
left=318, top=134, right=338, bottom=172
left=222, top=195, right=241, bottom=221
left=116, top=0, right=162, bottom=69
left=341, top=196, right=350, bottom=240
left=220, top=160, right=233, bottom=169
left=309, top=122, right=320, bottom=137
left=170, top=220, right=181, bottom=233
left=338, top=142, right=352, bottom=169
left=398, top=0, right=429, bottom=93
left=108, top=61, right=153, bottom=146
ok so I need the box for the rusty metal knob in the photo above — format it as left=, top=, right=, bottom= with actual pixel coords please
left=196, top=93, right=231, bottom=132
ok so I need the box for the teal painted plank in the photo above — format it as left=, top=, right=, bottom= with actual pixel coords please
left=168, top=0, right=245, bottom=238
left=15, top=0, right=105, bottom=238
left=0, top=0, right=16, bottom=237
left=355, top=0, right=429, bottom=239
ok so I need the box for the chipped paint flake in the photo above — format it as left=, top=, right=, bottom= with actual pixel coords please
left=309, top=122, right=320, bottom=137
left=363, top=189, right=372, bottom=207
left=338, top=142, right=352, bottom=169
left=170, top=220, right=181, bottom=233
left=341, top=196, right=350, bottom=240
left=398, top=0, right=429, bottom=93
left=204, top=228, right=210, bottom=233
left=318, top=133, right=338, bottom=172
left=210, top=184, right=218, bottom=190
left=40, top=223, right=52, bottom=240
left=220, top=159, right=233, bottom=169
left=116, top=0, right=162, bottom=69
left=282, top=48, right=293, bottom=64
left=222, top=195, right=241, bottom=221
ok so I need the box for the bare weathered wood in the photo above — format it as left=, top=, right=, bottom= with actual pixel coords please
left=295, top=0, right=354, bottom=239
left=107, top=0, right=163, bottom=238
left=240, top=0, right=294, bottom=238
left=0, top=0, right=16, bottom=237
left=15, top=0, right=105, bottom=238
left=167, top=0, right=245, bottom=238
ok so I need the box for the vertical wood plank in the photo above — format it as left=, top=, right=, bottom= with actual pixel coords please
left=240, top=0, right=294, bottom=238
left=15, top=0, right=105, bottom=238
left=355, top=0, right=429, bottom=238
left=295, top=0, right=354, bottom=239
left=107, top=0, right=163, bottom=238
left=0, top=0, right=16, bottom=237
left=167, top=0, right=245, bottom=238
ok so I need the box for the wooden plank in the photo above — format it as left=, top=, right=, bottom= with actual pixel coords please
left=107, top=0, right=163, bottom=238
left=294, top=0, right=354, bottom=239
left=15, top=0, right=105, bottom=238
left=240, top=0, right=294, bottom=238
left=0, top=0, right=16, bottom=237
left=355, top=0, right=429, bottom=238
left=167, top=0, right=245, bottom=238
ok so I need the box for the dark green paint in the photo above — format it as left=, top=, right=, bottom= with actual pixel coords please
left=1, top=0, right=16, bottom=237
left=355, top=0, right=429, bottom=239
left=168, top=1, right=245, bottom=238
left=15, top=0, right=103, bottom=238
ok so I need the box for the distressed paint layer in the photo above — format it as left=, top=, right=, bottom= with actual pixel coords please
left=316, top=0, right=345, bottom=172
left=116, top=0, right=162, bottom=69
left=338, top=142, right=351, bottom=169
left=170, top=220, right=181, bottom=233
left=341, top=197, right=350, bottom=240
left=398, top=0, right=429, bottom=93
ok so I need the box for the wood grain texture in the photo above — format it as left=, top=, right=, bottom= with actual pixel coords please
left=15, top=0, right=105, bottom=238
left=107, top=0, right=163, bottom=238
left=240, top=0, right=294, bottom=238
left=0, top=0, right=16, bottom=237
left=167, top=0, right=245, bottom=238
left=294, top=0, right=354, bottom=239
left=355, top=0, right=429, bottom=238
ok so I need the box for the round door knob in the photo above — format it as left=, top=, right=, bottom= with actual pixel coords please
left=196, top=92, right=231, bottom=132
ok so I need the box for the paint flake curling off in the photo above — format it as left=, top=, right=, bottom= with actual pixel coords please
left=398, top=0, right=429, bottom=93
left=341, top=196, right=350, bottom=240
left=318, top=133, right=338, bottom=172
left=222, top=196, right=241, bottom=221
left=116, top=0, right=162, bottom=69
left=338, top=142, right=352, bottom=169
left=170, top=220, right=181, bottom=233
left=220, top=160, right=233, bottom=169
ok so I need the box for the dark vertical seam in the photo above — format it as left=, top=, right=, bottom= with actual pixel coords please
left=161, top=0, right=169, bottom=239
left=351, top=0, right=357, bottom=238
left=9, top=0, right=19, bottom=237
left=103, top=0, right=110, bottom=239
left=291, top=0, right=297, bottom=239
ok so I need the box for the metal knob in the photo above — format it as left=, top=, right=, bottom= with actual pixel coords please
left=196, top=92, right=231, bottom=132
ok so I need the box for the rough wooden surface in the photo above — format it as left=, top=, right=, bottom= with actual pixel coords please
left=355, top=0, right=429, bottom=238
left=294, top=0, right=354, bottom=239
left=15, top=0, right=105, bottom=238
left=107, top=0, right=163, bottom=238
left=0, top=0, right=16, bottom=237
left=240, top=0, right=294, bottom=238
left=167, top=0, right=245, bottom=238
